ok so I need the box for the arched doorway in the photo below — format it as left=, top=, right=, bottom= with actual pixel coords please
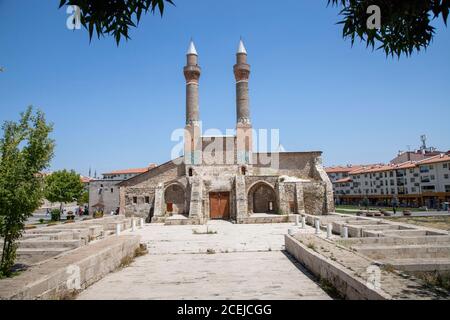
left=248, top=182, right=277, bottom=213
left=164, top=184, right=186, bottom=215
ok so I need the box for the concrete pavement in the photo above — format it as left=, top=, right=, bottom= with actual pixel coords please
left=77, top=221, right=331, bottom=300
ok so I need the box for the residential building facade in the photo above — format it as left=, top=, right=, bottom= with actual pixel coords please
left=327, top=153, right=450, bottom=209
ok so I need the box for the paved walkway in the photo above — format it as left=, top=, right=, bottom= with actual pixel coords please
left=78, top=221, right=331, bottom=300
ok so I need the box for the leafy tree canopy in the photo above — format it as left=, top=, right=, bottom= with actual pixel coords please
left=60, top=1, right=449, bottom=58
left=0, top=107, right=54, bottom=276
left=329, top=0, right=449, bottom=57
left=44, top=169, right=84, bottom=206
left=59, top=0, right=174, bottom=44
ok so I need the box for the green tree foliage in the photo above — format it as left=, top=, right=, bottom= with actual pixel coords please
left=44, top=170, right=84, bottom=212
left=59, top=0, right=174, bottom=44
left=0, top=107, right=54, bottom=277
left=329, top=0, right=450, bottom=57
left=361, top=196, right=370, bottom=209
left=78, top=190, right=89, bottom=205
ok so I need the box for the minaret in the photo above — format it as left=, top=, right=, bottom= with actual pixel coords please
left=234, top=39, right=253, bottom=165
left=184, top=40, right=202, bottom=165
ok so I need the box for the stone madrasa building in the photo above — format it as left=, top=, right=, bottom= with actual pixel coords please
left=117, top=40, right=334, bottom=224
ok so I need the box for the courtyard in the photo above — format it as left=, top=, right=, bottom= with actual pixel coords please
left=77, top=221, right=331, bottom=300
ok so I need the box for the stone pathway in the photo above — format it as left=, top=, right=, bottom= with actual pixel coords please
left=77, top=221, right=331, bottom=300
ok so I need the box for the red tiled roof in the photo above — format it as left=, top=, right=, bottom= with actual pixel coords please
left=417, top=154, right=450, bottom=165
left=80, top=176, right=92, bottom=183
left=325, top=165, right=365, bottom=174
left=102, top=163, right=157, bottom=175
left=334, top=177, right=352, bottom=183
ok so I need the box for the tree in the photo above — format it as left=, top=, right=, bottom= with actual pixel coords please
left=59, top=1, right=449, bottom=57
left=0, top=107, right=54, bottom=277
left=44, top=170, right=84, bottom=213
left=329, top=0, right=450, bottom=57
left=361, top=196, right=370, bottom=210
left=59, top=0, right=174, bottom=44
left=78, top=190, right=89, bottom=205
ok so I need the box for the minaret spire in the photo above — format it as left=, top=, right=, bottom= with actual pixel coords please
left=234, top=38, right=252, bottom=165
left=187, top=39, right=198, bottom=55
left=183, top=39, right=202, bottom=165
left=234, top=38, right=251, bottom=124
left=237, top=38, right=247, bottom=54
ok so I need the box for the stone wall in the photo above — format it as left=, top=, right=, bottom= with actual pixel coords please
left=252, top=152, right=322, bottom=179
left=119, top=159, right=184, bottom=217
left=89, top=180, right=121, bottom=214
left=303, top=182, right=326, bottom=215
left=0, top=235, right=140, bottom=300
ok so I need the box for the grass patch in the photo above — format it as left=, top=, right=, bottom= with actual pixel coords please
left=336, top=205, right=423, bottom=212
left=193, top=227, right=218, bottom=235
left=381, top=264, right=396, bottom=273
left=385, top=216, right=450, bottom=231
left=319, top=278, right=343, bottom=300
left=206, top=248, right=216, bottom=254
left=414, top=271, right=450, bottom=292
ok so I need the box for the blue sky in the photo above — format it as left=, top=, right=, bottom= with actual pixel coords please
left=1, top=0, right=449, bottom=176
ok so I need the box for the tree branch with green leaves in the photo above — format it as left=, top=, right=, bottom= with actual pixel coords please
left=328, top=0, right=449, bottom=57
left=59, top=0, right=175, bottom=45
left=0, top=107, right=54, bottom=277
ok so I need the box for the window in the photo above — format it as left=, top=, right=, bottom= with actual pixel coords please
left=145, top=196, right=150, bottom=204
left=411, top=187, right=416, bottom=193
left=422, top=185, right=435, bottom=192
left=111, top=188, right=114, bottom=193
left=445, top=174, right=449, bottom=179
left=410, top=178, right=415, bottom=183
left=420, top=166, right=429, bottom=173
left=188, top=168, right=193, bottom=177
left=133, top=197, right=137, bottom=204
left=421, top=176, right=430, bottom=183
left=443, top=163, right=448, bottom=169
left=431, top=175, right=435, bottom=180
left=445, top=185, right=450, bottom=192
left=241, top=166, right=246, bottom=175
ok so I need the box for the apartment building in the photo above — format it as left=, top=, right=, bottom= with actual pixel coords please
left=102, top=163, right=157, bottom=180
left=327, top=153, right=450, bottom=209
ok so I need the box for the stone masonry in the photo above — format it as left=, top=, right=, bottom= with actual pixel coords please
left=118, top=40, right=335, bottom=224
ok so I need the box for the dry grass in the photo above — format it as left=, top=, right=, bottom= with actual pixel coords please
left=414, top=271, right=450, bottom=292
left=386, top=216, right=450, bottom=231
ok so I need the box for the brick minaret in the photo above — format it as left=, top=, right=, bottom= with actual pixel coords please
left=184, top=40, right=202, bottom=165
left=234, top=39, right=253, bottom=165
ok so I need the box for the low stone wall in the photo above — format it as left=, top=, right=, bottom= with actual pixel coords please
left=285, top=234, right=390, bottom=300
left=0, top=235, right=140, bottom=300
left=237, top=215, right=296, bottom=224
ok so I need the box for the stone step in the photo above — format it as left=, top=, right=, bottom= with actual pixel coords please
left=17, top=239, right=83, bottom=249
left=340, top=235, right=450, bottom=247
left=354, top=244, right=450, bottom=260
left=384, top=258, right=450, bottom=272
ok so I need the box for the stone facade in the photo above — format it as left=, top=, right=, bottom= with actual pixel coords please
left=117, top=40, right=334, bottom=224
left=89, top=180, right=121, bottom=214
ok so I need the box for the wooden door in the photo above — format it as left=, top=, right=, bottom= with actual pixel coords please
left=209, top=192, right=230, bottom=220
